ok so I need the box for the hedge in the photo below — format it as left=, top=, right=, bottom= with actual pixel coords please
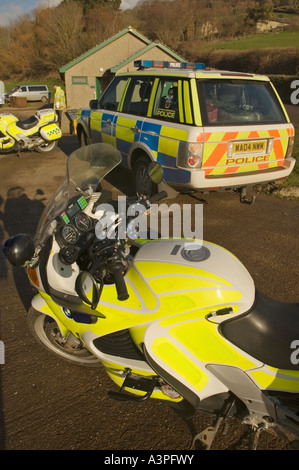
left=270, top=75, right=298, bottom=104
left=198, top=48, right=298, bottom=104
left=199, top=47, right=299, bottom=75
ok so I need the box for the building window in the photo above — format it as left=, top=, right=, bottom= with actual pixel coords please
left=72, top=76, right=88, bottom=85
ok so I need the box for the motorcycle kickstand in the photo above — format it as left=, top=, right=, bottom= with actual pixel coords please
left=190, top=415, right=224, bottom=450
left=248, top=425, right=264, bottom=450
left=190, top=397, right=236, bottom=450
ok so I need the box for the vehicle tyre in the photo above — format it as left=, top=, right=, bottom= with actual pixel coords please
left=27, top=307, right=100, bottom=366
left=41, top=96, right=47, bottom=103
left=134, top=156, right=157, bottom=197
left=36, top=140, right=58, bottom=153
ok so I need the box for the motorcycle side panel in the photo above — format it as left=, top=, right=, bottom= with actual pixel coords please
left=5, top=121, right=40, bottom=140
left=40, top=124, right=62, bottom=141
left=143, top=312, right=262, bottom=402
left=249, top=366, right=299, bottom=391
left=206, top=364, right=277, bottom=424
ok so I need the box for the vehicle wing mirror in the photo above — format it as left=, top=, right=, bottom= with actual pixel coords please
left=75, top=271, right=101, bottom=310
left=89, top=99, right=98, bottom=110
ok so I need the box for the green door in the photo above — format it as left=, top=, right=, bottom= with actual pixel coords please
left=96, top=78, right=101, bottom=100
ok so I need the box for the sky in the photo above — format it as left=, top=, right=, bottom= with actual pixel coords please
left=0, top=0, right=140, bottom=26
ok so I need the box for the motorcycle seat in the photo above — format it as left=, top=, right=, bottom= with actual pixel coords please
left=221, top=290, right=299, bottom=371
left=16, top=116, right=39, bottom=130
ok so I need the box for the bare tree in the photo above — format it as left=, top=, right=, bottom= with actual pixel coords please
left=82, top=4, right=123, bottom=49
left=34, top=0, right=85, bottom=70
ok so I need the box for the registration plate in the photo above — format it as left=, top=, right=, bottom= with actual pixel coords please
left=232, top=139, right=267, bottom=155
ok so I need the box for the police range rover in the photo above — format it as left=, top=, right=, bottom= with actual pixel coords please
left=76, top=60, right=295, bottom=203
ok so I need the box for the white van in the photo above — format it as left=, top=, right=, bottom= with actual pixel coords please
left=6, top=85, right=50, bottom=102
left=0, top=81, right=4, bottom=105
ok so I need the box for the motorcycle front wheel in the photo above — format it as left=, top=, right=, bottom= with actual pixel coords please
left=27, top=307, right=100, bottom=366
left=36, top=140, right=58, bottom=153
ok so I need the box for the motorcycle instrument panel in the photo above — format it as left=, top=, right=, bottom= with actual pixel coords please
left=57, top=195, right=93, bottom=248
left=60, top=195, right=88, bottom=225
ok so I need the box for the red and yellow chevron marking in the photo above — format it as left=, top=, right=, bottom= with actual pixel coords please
left=197, top=126, right=293, bottom=176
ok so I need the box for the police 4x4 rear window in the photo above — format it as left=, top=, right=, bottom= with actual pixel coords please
left=197, top=79, right=287, bottom=126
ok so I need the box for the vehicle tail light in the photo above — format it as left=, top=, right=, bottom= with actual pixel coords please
left=188, top=154, right=202, bottom=167
left=286, top=136, right=295, bottom=158
left=177, top=142, right=203, bottom=168
left=187, top=142, right=203, bottom=168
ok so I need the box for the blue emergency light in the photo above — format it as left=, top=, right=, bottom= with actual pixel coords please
left=134, top=60, right=205, bottom=70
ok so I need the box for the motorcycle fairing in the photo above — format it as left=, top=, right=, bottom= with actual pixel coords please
left=0, top=113, right=18, bottom=125
left=0, top=114, right=17, bottom=150
left=31, top=302, right=181, bottom=403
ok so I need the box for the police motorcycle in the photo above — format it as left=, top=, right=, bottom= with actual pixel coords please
left=0, top=108, right=61, bottom=155
left=3, top=143, right=299, bottom=450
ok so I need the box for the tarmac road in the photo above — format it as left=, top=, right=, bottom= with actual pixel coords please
left=0, top=121, right=298, bottom=451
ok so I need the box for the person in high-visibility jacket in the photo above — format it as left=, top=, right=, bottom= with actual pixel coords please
left=53, top=84, right=66, bottom=128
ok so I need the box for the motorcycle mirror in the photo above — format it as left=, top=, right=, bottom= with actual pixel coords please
left=148, top=162, right=163, bottom=184
left=75, top=271, right=100, bottom=310
left=3, top=234, right=35, bottom=267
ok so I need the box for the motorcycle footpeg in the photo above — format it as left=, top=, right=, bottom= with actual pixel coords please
left=108, top=389, right=152, bottom=402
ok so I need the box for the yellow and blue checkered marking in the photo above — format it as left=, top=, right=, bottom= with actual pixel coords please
left=46, top=127, right=60, bottom=136
left=113, top=117, right=191, bottom=183
left=81, top=109, right=191, bottom=184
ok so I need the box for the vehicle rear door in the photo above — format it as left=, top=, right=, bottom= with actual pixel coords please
left=196, top=78, right=294, bottom=177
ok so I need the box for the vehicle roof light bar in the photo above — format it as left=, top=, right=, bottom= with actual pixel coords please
left=134, top=60, right=205, bottom=70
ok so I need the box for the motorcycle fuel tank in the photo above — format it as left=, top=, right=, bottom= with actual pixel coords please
left=132, top=238, right=255, bottom=316
left=135, top=239, right=259, bottom=403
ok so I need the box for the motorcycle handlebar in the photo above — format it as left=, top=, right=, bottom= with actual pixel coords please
left=110, top=260, right=129, bottom=301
